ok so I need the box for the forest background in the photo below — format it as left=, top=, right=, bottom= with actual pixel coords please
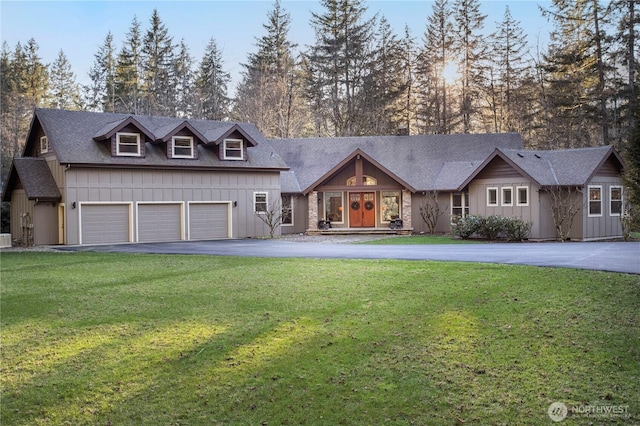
left=1, top=0, right=639, bottom=231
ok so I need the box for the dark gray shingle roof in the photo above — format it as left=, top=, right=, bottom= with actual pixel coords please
left=9, top=157, right=61, bottom=201
left=499, top=146, right=621, bottom=186
left=34, top=108, right=288, bottom=170
left=269, top=133, right=524, bottom=191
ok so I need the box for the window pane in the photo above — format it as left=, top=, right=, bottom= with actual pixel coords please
left=325, top=192, right=343, bottom=222
left=518, top=187, right=528, bottom=205
left=382, top=191, right=400, bottom=222
left=611, top=187, right=622, bottom=215
left=488, top=188, right=498, bottom=205
left=281, top=195, right=292, bottom=224
left=502, top=188, right=512, bottom=205
left=588, top=187, right=601, bottom=216
left=255, top=193, right=267, bottom=212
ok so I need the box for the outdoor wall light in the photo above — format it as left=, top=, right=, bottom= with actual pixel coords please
left=72, top=202, right=76, bottom=209
left=233, top=201, right=237, bottom=207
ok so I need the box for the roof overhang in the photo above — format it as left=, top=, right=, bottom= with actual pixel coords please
left=457, top=148, right=541, bottom=190
left=2, top=158, right=62, bottom=202
left=206, top=124, right=258, bottom=147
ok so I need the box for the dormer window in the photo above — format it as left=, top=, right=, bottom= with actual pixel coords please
left=40, top=136, right=49, bottom=154
left=116, top=132, right=141, bottom=156
left=223, top=138, right=243, bottom=160
left=172, top=136, right=194, bottom=159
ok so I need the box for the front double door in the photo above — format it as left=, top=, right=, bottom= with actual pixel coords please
left=349, top=192, right=376, bottom=227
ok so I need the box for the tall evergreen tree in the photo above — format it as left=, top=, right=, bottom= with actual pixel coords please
left=307, top=0, right=376, bottom=136
left=115, top=17, right=143, bottom=114
left=418, top=0, right=455, bottom=134
left=173, top=39, right=195, bottom=117
left=141, top=9, right=175, bottom=116
left=85, top=32, right=116, bottom=112
left=22, top=38, right=49, bottom=107
left=195, top=38, right=230, bottom=121
left=234, top=0, right=306, bottom=137
left=452, top=0, right=487, bottom=133
left=48, top=49, right=82, bottom=110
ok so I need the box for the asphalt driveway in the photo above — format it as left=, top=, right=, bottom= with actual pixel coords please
left=59, top=239, right=640, bottom=274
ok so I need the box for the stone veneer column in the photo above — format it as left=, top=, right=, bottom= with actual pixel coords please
left=401, top=190, right=412, bottom=231
left=308, top=191, right=319, bottom=231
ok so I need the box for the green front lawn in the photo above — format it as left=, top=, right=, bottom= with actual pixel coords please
left=1, top=252, right=638, bottom=425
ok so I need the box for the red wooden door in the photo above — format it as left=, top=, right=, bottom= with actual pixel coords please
left=349, top=192, right=376, bottom=227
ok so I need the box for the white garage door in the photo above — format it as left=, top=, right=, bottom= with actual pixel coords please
left=189, top=203, right=230, bottom=240
left=138, top=204, right=182, bottom=242
left=81, top=204, right=130, bottom=245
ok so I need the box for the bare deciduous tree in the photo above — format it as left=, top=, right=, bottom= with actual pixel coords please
left=545, top=185, right=582, bottom=241
left=255, top=199, right=292, bottom=239
left=419, top=191, right=447, bottom=234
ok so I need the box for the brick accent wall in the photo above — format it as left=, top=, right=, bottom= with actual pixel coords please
left=402, top=189, right=412, bottom=230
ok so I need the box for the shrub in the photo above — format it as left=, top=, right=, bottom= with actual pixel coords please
left=451, top=214, right=532, bottom=241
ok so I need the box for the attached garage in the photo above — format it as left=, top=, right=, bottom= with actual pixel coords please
left=188, top=202, right=231, bottom=240
left=137, top=203, right=184, bottom=243
left=80, top=203, right=131, bottom=245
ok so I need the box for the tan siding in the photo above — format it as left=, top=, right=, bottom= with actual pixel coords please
left=9, top=190, right=34, bottom=245
left=65, top=168, right=281, bottom=244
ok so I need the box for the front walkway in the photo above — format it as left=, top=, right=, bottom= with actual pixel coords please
left=57, top=239, right=640, bottom=275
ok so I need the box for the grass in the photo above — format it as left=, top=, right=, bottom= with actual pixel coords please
left=1, top=252, right=639, bottom=425
left=362, top=234, right=482, bottom=245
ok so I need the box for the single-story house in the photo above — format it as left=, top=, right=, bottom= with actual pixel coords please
left=2, top=108, right=626, bottom=245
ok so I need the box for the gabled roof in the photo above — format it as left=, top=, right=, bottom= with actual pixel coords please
left=30, top=108, right=286, bottom=170
left=459, top=145, right=623, bottom=189
left=269, top=133, right=524, bottom=192
left=2, top=158, right=61, bottom=202
left=301, top=148, right=416, bottom=194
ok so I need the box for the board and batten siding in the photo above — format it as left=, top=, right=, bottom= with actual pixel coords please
left=64, top=167, right=281, bottom=244
left=582, top=176, right=624, bottom=241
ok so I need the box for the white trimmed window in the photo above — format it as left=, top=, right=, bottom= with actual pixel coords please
left=223, top=138, right=244, bottom=160
left=516, top=186, right=529, bottom=206
left=451, top=192, right=469, bottom=218
left=172, top=136, right=194, bottom=158
left=502, top=187, right=513, bottom=206
left=588, top=185, right=602, bottom=217
left=381, top=191, right=401, bottom=222
left=116, top=132, right=141, bottom=156
left=324, top=192, right=343, bottom=222
left=487, top=187, right=498, bottom=207
left=281, top=195, right=293, bottom=225
left=40, top=136, right=49, bottom=154
left=610, top=186, right=622, bottom=216
left=254, top=192, right=268, bottom=213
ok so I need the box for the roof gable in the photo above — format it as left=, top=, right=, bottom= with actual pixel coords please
left=301, top=148, right=416, bottom=194
left=2, top=158, right=61, bottom=202
left=458, top=149, right=540, bottom=189
left=92, top=116, right=155, bottom=142
left=159, top=121, right=208, bottom=144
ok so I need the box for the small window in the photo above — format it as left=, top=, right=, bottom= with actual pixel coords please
left=502, top=187, right=513, bottom=206
left=381, top=191, right=400, bottom=222
left=40, top=136, right=49, bottom=154
left=173, top=136, right=194, bottom=158
left=116, top=132, right=141, bottom=156
left=588, top=186, right=602, bottom=217
left=487, top=187, right=498, bottom=206
left=224, top=139, right=244, bottom=160
left=516, top=186, right=529, bottom=206
left=281, top=195, right=293, bottom=225
left=324, top=192, right=343, bottom=222
left=610, top=186, right=622, bottom=216
left=346, top=175, right=377, bottom=186
left=254, top=192, right=268, bottom=213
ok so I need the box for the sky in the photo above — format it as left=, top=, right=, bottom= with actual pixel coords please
left=0, top=0, right=553, bottom=95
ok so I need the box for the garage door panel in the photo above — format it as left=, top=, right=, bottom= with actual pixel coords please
left=189, top=203, right=229, bottom=240
left=138, top=204, right=181, bottom=242
left=81, top=204, right=130, bottom=244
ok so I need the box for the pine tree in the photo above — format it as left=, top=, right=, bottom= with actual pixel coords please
left=22, top=38, right=49, bottom=107
left=308, top=0, right=375, bottom=136
left=452, top=0, right=487, bottom=133
left=48, top=50, right=82, bottom=110
left=173, top=39, right=195, bottom=118
left=85, top=32, right=116, bottom=112
left=195, top=38, right=230, bottom=121
left=234, top=0, right=305, bottom=137
left=115, top=17, right=143, bottom=114
left=142, top=9, right=175, bottom=116
left=418, top=0, right=455, bottom=134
